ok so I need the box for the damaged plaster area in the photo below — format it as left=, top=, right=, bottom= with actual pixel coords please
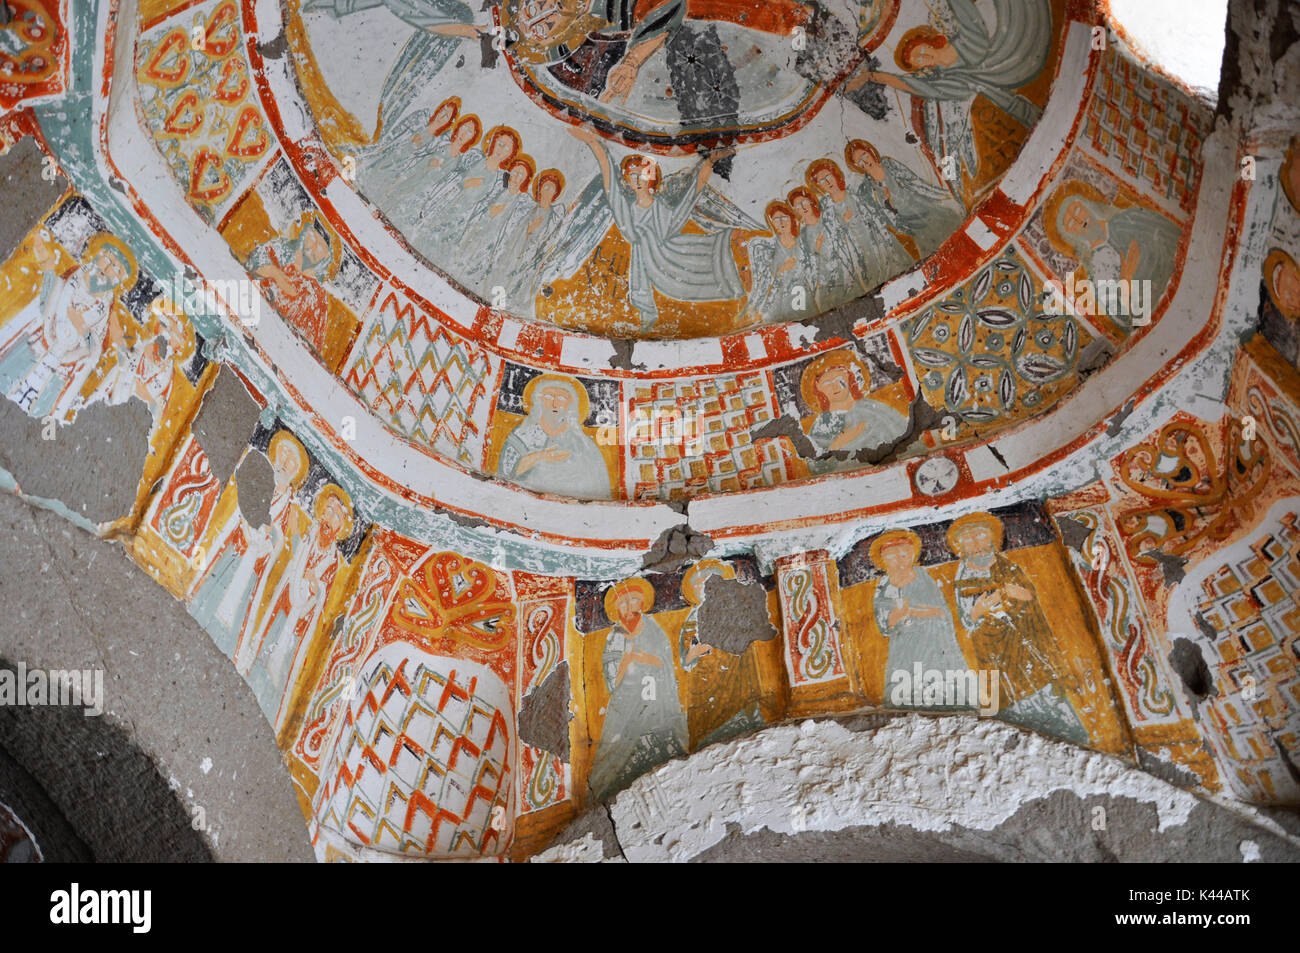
left=535, top=715, right=1300, bottom=863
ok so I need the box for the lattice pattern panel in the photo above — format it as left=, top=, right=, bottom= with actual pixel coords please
left=343, top=291, right=496, bottom=466
left=627, top=371, right=793, bottom=501
left=1082, top=46, right=1211, bottom=210
left=1195, top=514, right=1300, bottom=801
left=316, top=650, right=513, bottom=858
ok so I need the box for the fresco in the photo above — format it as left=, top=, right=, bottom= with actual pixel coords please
left=837, top=502, right=1130, bottom=751
left=574, top=559, right=784, bottom=802
left=289, top=0, right=1068, bottom=336
left=1260, top=138, right=1300, bottom=370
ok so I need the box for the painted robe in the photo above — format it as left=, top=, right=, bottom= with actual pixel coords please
left=589, top=613, right=688, bottom=801
left=860, top=158, right=966, bottom=259
left=677, top=601, right=765, bottom=748
left=233, top=484, right=309, bottom=675
left=498, top=415, right=611, bottom=500
left=601, top=145, right=744, bottom=328
left=1082, top=205, right=1181, bottom=320
left=953, top=552, right=1088, bottom=744
left=873, top=566, right=969, bottom=706
left=806, top=396, right=909, bottom=473
left=891, top=0, right=1053, bottom=180
left=745, top=234, right=810, bottom=322
left=0, top=266, right=115, bottom=420
left=249, top=240, right=330, bottom=355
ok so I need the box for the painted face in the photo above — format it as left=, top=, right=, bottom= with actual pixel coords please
left=521, top=1, right=567, bottom=41
left=432, top=102, right=456, bottom=128
left=909, top=39, right=956, bottom=69
left=614, top=589, right=645, bottom=626
left=815, top=366, right=853, bottom=405
left=539, top=179, right=560, bottom=204
left=1062, top=200, right=1106, bottom=244
left=1274, top=258, right=1300, bottom=315
left=272, top=441, right=301, bottom=485
left=955, top=526, right=995, bottom=560
left=792, top=196, right=817, bottom=223
left=509, top=164, right=529, bottom=191
left=319, top=498, right=347, bottom=544
left=302, top=228, right=329, bottom=269
left=625, top=158, right=656, bottom=191
left=880, top=542, right=915, bottom=578
left=770, top=210, right=793, bottom=236
left=490, top=135, right=515, bottom=163
left=814, top=169, right=837, bottom=194
left=90, top=249, right=127, bottom=291
left=854, top=148, right=882, bottom=179
left=539, top=385, right=573, bottom=423
left=453, top=124, right=475, bottom=151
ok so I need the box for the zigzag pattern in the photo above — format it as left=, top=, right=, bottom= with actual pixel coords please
left=629, top=371, right=793, bottom=501
left=315, top=657, right=511, bottom=857
left=344, top=293, right=494, bottom=465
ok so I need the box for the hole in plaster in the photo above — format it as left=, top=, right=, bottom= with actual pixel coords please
left=1169, top=637, right=1216, bottom=702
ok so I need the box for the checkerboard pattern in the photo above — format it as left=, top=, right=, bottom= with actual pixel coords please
left=342, top=291, right=496, bottom=466
left=1196, top=513, right=1300, bottom=802
left=625, top=371, right=794, bottom=501
left=1083, top=47, right=1211, bottom=211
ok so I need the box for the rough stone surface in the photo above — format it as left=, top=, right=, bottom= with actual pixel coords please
left=0, top=490, right=313, bottom=861
left=0, top=397, right=152, bottom=524
left=0, top=135, right=70, bottom=264
left=696, top=574, right=777, bottom=655
left=517, top=660, right=572, bottom=762
left=535, top=716, right=1300, bottom=863
left=192, top=368, right=260, bottom=487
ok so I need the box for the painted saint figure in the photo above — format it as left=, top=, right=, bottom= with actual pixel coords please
left=255, top=483, right=353, bottom=731
left=800, top=349, right=908, bottom=473
left=248, top=215, right=339, bottom=356
left=947, top=512, right=1088, bottom=744
left=194, top=431, right=311, bottom=661
left=569, top=125, right=745, bottom=330
left=845, top=139, right=965, bottom=261
left=498, top=373, right=612, bottom=499
left=359, top=95, right=460, bottom=209
left=846, top=0, right=1054, bottom=193
left=744, top=201, right=811, bottom=324
left=869, top=530, right=970, bottom=708
left=0, top=230, right=134, bottom=422
left=1045, top=181, right=1181, bottom=328
left=588, top=577, right=688, bottom=801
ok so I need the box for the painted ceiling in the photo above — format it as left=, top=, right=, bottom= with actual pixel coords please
left=2, top=0, right=1298, bottom=862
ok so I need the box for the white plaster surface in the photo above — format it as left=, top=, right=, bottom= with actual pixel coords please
left=534, top=716, right=1300, bottom=863
left=1108, top=0, right=1228, bottom=101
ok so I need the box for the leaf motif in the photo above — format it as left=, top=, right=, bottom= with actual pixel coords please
left=969, top=354, right=1006, bottom=369
left=994, top=258, right=1019, bottom=272
left=908, top=310, right=933, bottom=341
left=938, top=301, right=966, bottom=314
left=911, top=347, right=955, bottom=367
left=1064, top=320, right=1077, bottom=361
left=958, top=312, right=974, bottom=352
left=1016, top=354, right=1066, bottom=383
left=1019, top=274, right=1033, bottom=313
left=1000, top=370, right=1015, bottom=408
left=972, top=268, right=991, bottom=302
left=1012, top=327, right=1026, bottom=355
left=947, top=370, right=967, bottom=405
left=976, top=308, right=1019, bottom=329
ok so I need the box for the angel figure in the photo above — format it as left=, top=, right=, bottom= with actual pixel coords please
left=844, top=0, right=1053, bottom=194
left=743, top=201, right=811, bottom=324
left=845, top=138, right=965, bottom=262
left=564, top=126, right=753, bottom=331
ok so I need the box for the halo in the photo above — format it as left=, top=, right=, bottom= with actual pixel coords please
left=510, top=154, right=537, bottom=191
left=502, top=0, right=608, bottom=65
left=1042, top=180, right=1107, bottom=258
left=844, top=139, right=880, bottom=174
left=682, top=558, right=735, bottom=605
left=764, top=200, right=799, bottom=237
left=483, top=124, right=522, bottom=162
left=894, top=25, right=944, bottom=71
left=620, top=153, right=661, bottom=192
left=787, top=186, right=820, bottom=219
left=805, top=158, right=845, bottom=195
left=800, top=349, right=871, bottom=413
left=868, top=529, right=922, bottom=572
left=267, top=430, right=310, bottom=489
left=1282, top=137, right=1300, bottom=213
left=430, top=95, right=462, bottom=136
left=945, top=512, right=1004, bottom=554
left=1264, top=247, right=1300, bottom=320
left=452, top=115, right=483, bottom=150
left=522, top=373, right=590, bottom=422
left=533, top=168, right=565, bottom=202
left=83, top=233, right=138, bottom=288
left=313, top=482, right=354, bottom=537
left=604, top=577, right=655, bottom=623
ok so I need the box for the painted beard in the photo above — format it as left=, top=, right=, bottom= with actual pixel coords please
left=87, top=271, right=118, bottom=294
left=618, top=611, right=642, bottom=632
left=964, top=551, right=995, bottom=570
